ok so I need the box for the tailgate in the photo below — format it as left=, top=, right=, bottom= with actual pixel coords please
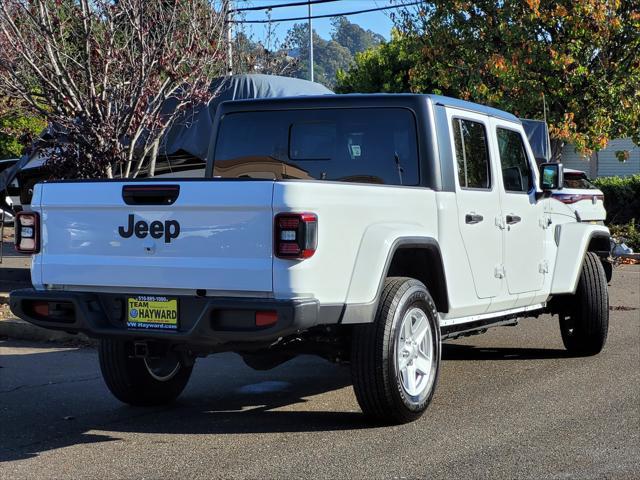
left=573, top=198, right=606, bottom=222
left=35, top=180, right=274, bottom=293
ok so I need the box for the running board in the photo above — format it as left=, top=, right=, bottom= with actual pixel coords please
left=440, top=303, right=545, bottom=340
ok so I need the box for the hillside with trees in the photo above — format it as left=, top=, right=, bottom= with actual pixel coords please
left=234, top=17, right=384, bottom=89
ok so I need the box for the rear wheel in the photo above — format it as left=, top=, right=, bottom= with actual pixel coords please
left=351, top=277, right=441, bottom=424
left=559, top=252, right=609, bottom=356
left=98, top=339, right=193, bottom=406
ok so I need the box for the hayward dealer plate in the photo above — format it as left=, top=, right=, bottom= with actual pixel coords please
left=127, top=296, right=178, bottom=330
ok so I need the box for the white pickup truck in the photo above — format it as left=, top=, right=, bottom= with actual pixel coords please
left=10, top=94, right=611, bottom=424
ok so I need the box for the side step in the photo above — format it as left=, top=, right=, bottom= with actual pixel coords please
left=440, top=303, right=546, bottom=340
left=441, top=318, right=519, bottom=340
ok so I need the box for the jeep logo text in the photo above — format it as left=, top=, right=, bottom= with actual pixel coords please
left=118, top=214, right=180, bottom=244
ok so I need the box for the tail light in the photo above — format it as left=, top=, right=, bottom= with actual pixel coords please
left=274, top=213, right=317, bottom=259
left=553, top=194, right=582, bottom=204
left=15, top=211, right=40, bottom=254
left=553, top=193, right=604, bottom=204
left=255, top=310, right=278, bottom=327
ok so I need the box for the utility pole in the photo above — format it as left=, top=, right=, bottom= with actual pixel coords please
left=226, top=0, right=233, bottom=76
left=308, top=0, right=314, bottom=82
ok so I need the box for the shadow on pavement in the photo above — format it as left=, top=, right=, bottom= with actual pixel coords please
left=442, top=343, right=570, bottom=360
left=0, top=345, right=364, bottom=463
left=1, top=339, right=577, bottom=462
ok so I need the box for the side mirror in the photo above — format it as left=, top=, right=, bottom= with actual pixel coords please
left=539, top=162, right=563, bottom=191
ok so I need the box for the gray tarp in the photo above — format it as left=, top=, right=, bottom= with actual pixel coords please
left=161, top=74, right=333, bottom=160
left=0, top=74, right=333, bottom=194
left=520, top=119, right=551, bottom=164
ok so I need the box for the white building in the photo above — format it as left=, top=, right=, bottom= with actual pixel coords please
left=561, top=137, right=640, bottom=178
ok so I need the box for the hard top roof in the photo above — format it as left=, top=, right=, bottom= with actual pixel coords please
left=218, top=93, right=520, bottom=123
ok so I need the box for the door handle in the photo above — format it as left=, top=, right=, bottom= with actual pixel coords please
left=122, top=184, right=180, bottom=205
left=506, top=214, right=521, bottom=225
left=465, top=213, right=484, bottom=224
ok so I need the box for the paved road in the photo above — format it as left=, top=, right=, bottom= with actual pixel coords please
left=1, top=266, right=638, bottom=479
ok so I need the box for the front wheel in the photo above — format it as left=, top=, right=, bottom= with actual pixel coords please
left=98, top=339, right=193, bottom=406
left=559, top=252, right=609, bottom=356
left=351, top=277, right=441, bottom=424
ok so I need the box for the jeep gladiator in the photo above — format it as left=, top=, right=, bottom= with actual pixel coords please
left=10, top=94, right=610, bottom=424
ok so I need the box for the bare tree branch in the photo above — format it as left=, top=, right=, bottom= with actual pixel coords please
left=0, top=0, right=228, bottom=179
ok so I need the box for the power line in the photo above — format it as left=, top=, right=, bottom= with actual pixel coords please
left=231, top=0, right=341, bottom=14
left=230, top=1, right=423, bottom=24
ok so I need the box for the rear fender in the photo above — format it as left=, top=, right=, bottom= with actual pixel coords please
left=551, top=223, right=610, bottom=295
left=341, top=224, right=445, bottom=324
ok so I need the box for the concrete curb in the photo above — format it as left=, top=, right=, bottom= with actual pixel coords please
left=0, top=317, right=96, bottom=346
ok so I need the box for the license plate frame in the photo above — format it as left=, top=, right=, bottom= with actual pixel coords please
left=127, top=295, right=179, bottom=331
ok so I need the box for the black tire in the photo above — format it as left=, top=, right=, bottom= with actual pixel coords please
left=98, top=339, right=193, bottom=406
left=559, top=252, right=609, bottom=356
left=351, top=277, right=441, bottom=424
left=601, top=258, right=613, bottom=284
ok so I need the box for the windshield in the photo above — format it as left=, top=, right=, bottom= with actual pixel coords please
left=564, top=172, right=597, bottom=189
left=212, top=108, right=420, bottom=186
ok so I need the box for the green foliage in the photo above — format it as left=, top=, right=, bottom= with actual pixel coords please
left=592, top=175, right=640, bottom=224
left=589, top=174, right=639, bottom=250
left=0, top=111, right=46, bottom=160
left=335, top=30, right=418, bottom=93
left=330, top=17, right=385, bottom=57
left=337, top=1, right=640, bottom=157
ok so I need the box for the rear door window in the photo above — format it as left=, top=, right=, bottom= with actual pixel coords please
left=452, top=118, right=491, bottom=189
left=213, top=108, right=419, bottom=185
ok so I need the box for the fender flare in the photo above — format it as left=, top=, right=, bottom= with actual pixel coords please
left=551, top=223, right=610, bottom=295
left=341, top=236, right=448, bottom=324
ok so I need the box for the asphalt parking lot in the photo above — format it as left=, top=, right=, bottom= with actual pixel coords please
left=0, top=265, right=638, bottom=479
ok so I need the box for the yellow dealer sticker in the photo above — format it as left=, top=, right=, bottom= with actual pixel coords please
left=127, top=296, right=178, bottom=330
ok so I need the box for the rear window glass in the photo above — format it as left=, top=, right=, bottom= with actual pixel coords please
left=564, top=172, right=597, bottom=189
left=213, top=108, right=419, bottom=185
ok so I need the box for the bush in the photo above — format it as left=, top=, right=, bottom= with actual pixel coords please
left=609, top=220, right=640, bottom=252
left=0, top=112, right=46, bottom=160
left=592, top=175, right=640, bottom=224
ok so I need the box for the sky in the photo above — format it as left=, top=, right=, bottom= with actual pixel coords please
left=231, top=0, right=400, bottom=45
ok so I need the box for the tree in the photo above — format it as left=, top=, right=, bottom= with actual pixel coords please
left=233, top=19, right=299, bottom=77
left=337, top=1, right=640, bottom=159
left=336, top=30, right=419, bottom=94
left=285, top=23, right=351, bottom=87
left=0, top=0, right=227, bottom=178
left=330, top=16, right=385, bottom=57
left=285, top=17, right=384, bottom=88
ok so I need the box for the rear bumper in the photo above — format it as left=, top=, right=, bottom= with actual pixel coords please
left=9, top=289, right=333, bottom=349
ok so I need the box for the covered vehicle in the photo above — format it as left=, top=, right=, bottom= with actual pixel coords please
left=552, top=168, right=606, bottom=223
